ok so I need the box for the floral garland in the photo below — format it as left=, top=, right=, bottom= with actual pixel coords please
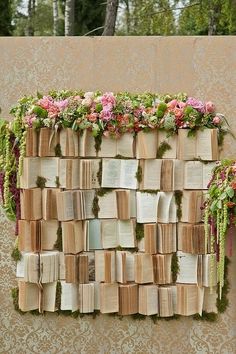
left=204, top=159, right=235, bottom=298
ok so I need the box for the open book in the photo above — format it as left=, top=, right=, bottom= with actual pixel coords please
left=160, top=159, right=184, bottom=191
left=101, top=159, right=138, bottom=189
left=184, top=161, right=217, bottom=190
left=158, top=285, right=176, bottom=317
left=157, top=192, right=177, bottom=223
left=65, top=254, right=89, bottom=283
left=83, top=219, right=103, bottom=251
left=144, top=223, right=157, bottom=254
left=79, top=159, right=100, bottom=189
left=38, top=127, right=59, bottom=157
left=56, top=191, right=74, bottom=221
left=157, top=223, right=177, bottom=253
left=25, top=128, right=38, bottom=157
left=100, top=283, right=119, bottom=313
left=136, top=130, right=158, bottom=159
left=176, top=251, right=200, bottom=284
left=42, top=188, right=60, bottom=220
left=79, top=130, right=97, bottom=157
left=98, top=190, right=136, bottom=219
left=178, top=223, right=207, bottom=254
left=139, top=285, right=158, bottom=315
left=73, top=190, right=95, bottom=220
left=202, top=254, right=217, bottom=287
left=59, top=158, right=80, bottom=189
left=60, top=281, right=79, bottom=312
left=98, top=133, right=135, bottom=158
left=176, top=284, right=204, bottom=316
left=116, top=251, right=135, bottom=283
left=79, top=283, right=95, bottom=313
left=20, top=188, right=42, bottom=220
left=203, top=286, right=218, bottom=313
left=177, top=129, right=219, bottom=161
left=153, top=254, right=172, bottom=284
left=62, top=221, right=84, bottom=254
left=119, top=283, right=138, bottom=315
left=59, top=128, right=79, bottom=157
left=95, top=250, right=116, bottom=283
left=136, top=192, right=159, bottom=223
left=134, top=253, right=154, bottom=284
left=157, top=130, right=177, bottom=159
left=101, top=219, right=136, bottom=249
left=181, top=191, right=203, bottom=223
left=139, top=159, right=162, bottom=190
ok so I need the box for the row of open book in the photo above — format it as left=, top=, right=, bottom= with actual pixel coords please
left=16, top=250, right=217, bottom=287
left=20, top=189, right=204, bottom=223
left=20, top=156, right=216, bottom=191
left=18, top=219, right=210, bottom=255
left=25, top=127, right=219, bottom=161
left=18, top=280, right=218, bottom=316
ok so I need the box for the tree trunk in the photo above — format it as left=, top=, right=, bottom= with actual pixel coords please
left=27, top=0, right=35, bottom=36
left=53, top=0, right=59, bottom=36
left=65, top=0, right=75, bottom=36
left=102, top=0, right=119, bottom=36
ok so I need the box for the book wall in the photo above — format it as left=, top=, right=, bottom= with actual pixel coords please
left=16, top=126, right=219, bottom=317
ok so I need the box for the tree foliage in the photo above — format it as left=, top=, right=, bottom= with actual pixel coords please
left=0, top=0, right=13, bottom=35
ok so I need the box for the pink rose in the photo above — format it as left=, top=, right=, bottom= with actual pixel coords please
left=205, top=101, right=215, bottom=114
left=54, top=99, right=69, bottom=111
left=87, top=113, right=98, bottom=123
left=48, top=105, right=59, bottom=118
left=38, top=96, right=53, bottom=110
left=213, top=116, right=221, bottom=125
left=101, top=92, right=116, bottom=108
left=167, top=99, right=177, bottom=109
left=100, top=108, right=113, bottom=121
left=174, top=107, right=184, bottom=119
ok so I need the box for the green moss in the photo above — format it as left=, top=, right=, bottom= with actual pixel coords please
left=29, top=309, right=41, bottom=316
left=114, top=155, right=132, bottom=160
left=135, top=165, right=142, bottom=183
left=92, top=194, right=100, bottom=218
left=131, top=313, right=146, bottom=320
left=174, top=190, right=183, bottom=220
left=55, top=143, right=62, bottom=157
left=217, top=256, right=230, bottom=313
left=96, top=188, right=113, bottom=197
left=171, top=253, right=179, bottom=283
left=136, top=223, right=144, bottom=241
left=156, top=141, right=171, bottom=158
left=36, top=176, right=47, bottom=189
left=140, top=189, right=159, bottom=194
left=11, top=246, right=22, bottom=262
left=94, top=134, right=102, bottom=153
left=97, top=159, right=102, bottom=186
left=193, top=311, right=218, bottom=322
left=115, top=245, right=139, bottom=253
left=55, top=281, right=61, bottom=310
left=11, top=287, right=25, bottom=315
left=150, top=314, right=181, bottom=323
left=55, top=176, right=60, bottom=188
left=54, top=226, right=63, bottom=251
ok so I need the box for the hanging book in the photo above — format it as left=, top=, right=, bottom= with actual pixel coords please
left=139, top=285, right=158, bottom=316
left=101, top=159, right=138, bottom=189
left=20, top=188, right=42, bottom=221
left=98, top=133, right=135, bottom=158
left=139, top=159, right=162, bottom=190
left=38, top=127, right=59, bottom=157
left=136, top=130, right=158, bottom=159
left=100, top=283, right=119, bottom=313
left=118, top=283, right=138, bottom=315
left=59, top=128, right=79, bottom=157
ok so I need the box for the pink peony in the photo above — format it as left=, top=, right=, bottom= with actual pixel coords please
left=54, top=99, right=69, bottom=111
left=100, top=108, right=113, bottom=121
left=24, top=114, right=37, bottom=127
left=101, top=92, right=116, bottom=108
left=205, top=101, right=215, bottom=114
left=213, top=116, right=221, bottom=125
left=167, top=99, right=177, bottom=109
left=186, top=97, right=205, bottom=113
left=38, top=96, right=53, bottom=110
left=48, top=105, right=59, bottom=118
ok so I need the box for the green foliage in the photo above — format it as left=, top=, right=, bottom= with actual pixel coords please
left=0, top=0, right=12, bottom=35
left=136, top=223, right=144, bottom=240
left=94, top=134, right=102, bottom=153
left=135, top=165, right=142, bottom=183
left=74, top=0, right=106, bottom=35
left=171, top=253, right=179, bottom=283
left=217, top=256, right=230, bottom=313
left=174, top=190, right=183, bottom=220
left=55, top=143, right=62, bottom=157
left=11, top=287, right=25, bottom=314
left=96, top=188, right=113, bottom=197
left=92, top=194, right=99, bottom=218
left=193, top=311, right=218, bottom=322
left=97, top=159, right=102, bottom=186
left=55, top=176, right=60, bottom=188
left=11, top=245, right=22, bottom=262
left=156, top=141, right=171, bottom=158
left=36, top=176, right=47, bottom=189
left=54, top=226, right=63, bottom=251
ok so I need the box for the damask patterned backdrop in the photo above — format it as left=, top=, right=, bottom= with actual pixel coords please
left=0, top=37, right=236, bottom=354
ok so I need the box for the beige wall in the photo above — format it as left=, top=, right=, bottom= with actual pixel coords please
left=0, top=37, right=236, bottom=353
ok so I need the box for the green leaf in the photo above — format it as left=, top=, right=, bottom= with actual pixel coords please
left=226, top=187, right=234, bottom=198
left=219, top=192, right=227, bottom=200
left=217, top=200, right=222, bottom=209
left=32, top=105, right=48, bottom=118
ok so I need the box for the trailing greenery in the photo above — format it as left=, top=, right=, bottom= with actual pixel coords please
left=135, top=223, right=144, bottom=240
left=92, top=194, right=99, bottom=218
left=217, top=256, right=230, bottom=313
left=11, top=287, right=25, bottom=315
left=135, top=165, right=142, bottom=183
left=193, top=312, right=218, bottom=322
left=94, top=134, right=102, bottom=153
left=174, top=190, right=183, bottom=220
left=171, top=253, right=179, bottom=283
left=97, top=159, right=102, bottom=186
left=115, top=245, right=139, bottom=253
left=96, top=188, right=113, bottom=197
left=156, top=141, right=171, bottom=158
left=114, top=155, right=132, bottom=159
left=54, top=226, right=63, bottom=251
left=55, top=143, right=62, bottom=157
left=36, top=176, right=47, bottom=189
left=11, top=246, right=22, bottom=262
left=55, top=281, right=62, bottom=310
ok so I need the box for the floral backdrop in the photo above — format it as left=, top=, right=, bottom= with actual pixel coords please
left=0, top=36, right=236, bottom=353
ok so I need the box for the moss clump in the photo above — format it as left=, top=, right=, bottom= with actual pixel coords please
left=131, top=313, right=146, bottom=320
left=97, top=159, right=102, bottom=186
left=135, top=165, right=142, bottom=183
left=114, top=155, right=132, bottom=159
left=94, top=134, right=102, bottom=153
left=136, top=223, right=144, bottom=241
left=217, top=256, right=230, bottom=313
left=92, top=194, right=100, bottom=218
left=115, top=245, right=139, bottom=253
left=54, top=226, right=63, bottom=251
left=156, top=141, right=171, bottom=158
left=193, top=311, right=218, bottom=322
left=55, top=143, right=62, bottom=157
left=11, top=245, right=22, bottom=262
left=55, top=176, right=60, bottom=188
left=140, top=189, right=159, bottom=194
left=171, top=253, right=179, bottom=282
left=36, top=176, right=47, bottom=189
left=55, top=281, right=62, bottom=310
left=174, top=190, right=183, bottom=220
left=11, top=287, right=25, bottom=314
left=96, top=188, right=113, bottom=197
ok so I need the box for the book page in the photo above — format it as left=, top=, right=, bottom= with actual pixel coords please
left=20, top=157, right=40, bottom=189
left=173, top=160, right=184, bottom=190
left=83, top=190, right=95, bottom=219
left=101, top=159, right=121, bottom=188
left=43, top=282, right=57, bottom=312
left=157, top=192, right=173, bottom=223
left=88, top=219, right=102, bottom=250
left=117, top=133, right=135, bottom=157
left=79, top=130, right=97, bottom=157
left=196, top=129, right=218, bottom=161
left=98, top=191, right=117, bottom=219
left=136, top=130, right=157, bottom=159
left=184, top=161, right=203, bottom=189
left=116, top=251, right=125, bottom=283
left=100, top=283, right=119, bottom=313
left=40, top=158, right=59, bottom=187
left=18, top=281, right=39, bottom=312
left=79, top=283, right=94, bottom=313
left=142, top=159, right=162, bottom=190
left=60, top=281, right=79, bottom=312
left=41, top=220, right=58, bottom=250
left=177, top=129, right=196, bottom=160
left=169, top=194, right=178, bottom=223
left=202, top=162, right=217, bottom=189
left=176, top=251, right=198, bottom=284
left=130, top=190, right=137, bottom=218
left=117, top=220, right=135, bottom=248
left=95, top=250, right=105, bottom=282
left=120, top=159, right=138, bottom=189
left=91, top=159, right=101, bottom=189
left=98, top=136, right=117, bottom=157
left=16, top=253, right=25, bottom=278
left=101, top=219, right=117, bottom=249
left=136, top=192, right=159, bottom=223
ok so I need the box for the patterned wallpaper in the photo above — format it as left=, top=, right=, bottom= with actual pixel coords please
left=0, top=37, right=236, bottom=354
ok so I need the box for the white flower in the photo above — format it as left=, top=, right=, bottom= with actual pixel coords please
left=84, top=91, right=94, bottom=99
left=82, top=97, right=92, bottom=107
left=44, top=118, right=51, bottom=127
